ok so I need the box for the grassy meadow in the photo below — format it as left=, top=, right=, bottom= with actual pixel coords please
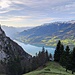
left=23, top=62, right=74, bottom=75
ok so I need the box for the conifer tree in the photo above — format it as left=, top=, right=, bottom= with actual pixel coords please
left=6, top=56, right=22, bottom=75
left=59, top=44, right=65, bottom=65
left=71, top=47, right=75, bottom=74
left=46, top=50, right=49, bottom=61
left=60, top=44, right=64, bottom=56
left=54, top=40, right=61, bottom=62
left=65, top=45, right=70, bottom=56
left=65, top=45, right=70, bottom=72
left=49, top=53, right=52, bottom=61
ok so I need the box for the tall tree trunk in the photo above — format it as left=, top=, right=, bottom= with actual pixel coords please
left=72, top=71, right=74, bottom=74
left=66, top=68, right=67, bottom=72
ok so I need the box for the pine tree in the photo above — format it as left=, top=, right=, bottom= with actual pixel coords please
left=6, top=56, right=22, bottom=75
left=54, top=40, right=61, bottom=62
left=60, top=44, right=65, bottom=65
left=71, top=47, right=75, bottom=74
left=65, top=45, right=70, bottom=56
left=65, top=45, right=70, bottom=72
left=49, top=53, right=52, bottom=61
left=72, top=47, right=75, bottom=66
left=46, top=50, right=49, bottom=61
left=42, top=46, right=45, bottom=53
left=60, top=44, right=64, bottom=56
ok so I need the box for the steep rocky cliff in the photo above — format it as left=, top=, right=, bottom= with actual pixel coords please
left=0, top=25, right=32, bottom=74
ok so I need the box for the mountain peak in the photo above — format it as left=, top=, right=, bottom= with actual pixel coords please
left=0, top=25, right=31, bottom=61
left=0, top=25, right=5, bottom=35
left=68, top=20, right=75, bottom=24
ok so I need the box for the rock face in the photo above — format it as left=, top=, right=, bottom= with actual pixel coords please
left=0, top=25, right=32, bottom=74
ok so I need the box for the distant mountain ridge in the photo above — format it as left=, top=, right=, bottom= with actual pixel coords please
left=16, top=20, right=75, bottom=47
left=1, top=25, right=33, bottom=39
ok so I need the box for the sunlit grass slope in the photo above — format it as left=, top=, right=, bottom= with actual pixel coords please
left=23, top=62, right=73, bottom=75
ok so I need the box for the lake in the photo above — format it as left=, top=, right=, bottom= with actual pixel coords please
left=14, top=40, right=55, bottom=56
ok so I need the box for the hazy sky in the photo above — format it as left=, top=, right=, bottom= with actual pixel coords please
left=0, top=0, right=75, bottom=27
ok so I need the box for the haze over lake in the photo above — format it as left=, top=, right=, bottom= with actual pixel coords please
left=14, top=40, right=55, bottom=56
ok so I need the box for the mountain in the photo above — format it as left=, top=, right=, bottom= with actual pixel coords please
left=1, top=25, right=33, bottom=39
left=1, top=25, right=18, bottom=39
left=16, top=27, right=34, bottom=32
left=16, top=20, right=75, bottom=47
left=0, top=26, right=31, bottom=74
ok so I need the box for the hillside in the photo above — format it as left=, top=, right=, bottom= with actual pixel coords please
left=0, top=26, right=32, bottom=74
left=1, top=25, right=33, bottom=39
left=16, top=20, right=75, bottom=47
left=23, top=62, right=73, bottom=75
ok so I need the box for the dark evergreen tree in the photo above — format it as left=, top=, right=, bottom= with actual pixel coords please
left=49, top=53, right=52, bottom=61
left=60, top=44, right=64, bottom=56
left=6, top=56, right=22, bottom=75
left=41, top=46, right=46, bottom=64
left=71, top=47, right=75, bottom=74
left=54, top=40, right=62, bottom=62
left=31, top=56, right=38, bottom=70
left=54, top=40, right=75, bottom=74
left=60, top=51, right=66, bottom=66
left=65, top=45, right=70, bottom=56
left=65, top=45, right=70, bottom=72
left=42, top=46, right=45, bottom=53
left=31, top=47, right=50, bottom=71
left=46, top=50, right=49, bottom=61
left=59, top=44, right=65, bottom=65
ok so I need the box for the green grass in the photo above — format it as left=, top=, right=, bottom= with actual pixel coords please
left=23, top=62, right=74, bottom=75
left=16, top=35, right=75, bottom=47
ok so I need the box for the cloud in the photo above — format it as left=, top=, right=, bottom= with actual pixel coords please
left=0, top=7, right=23, bottom=14
left=8, top=16, right=31, bottom=21
left=0, top=10, right=9, bottom=14
left=0, top=0, right=12, bottom=9
left=0, top=0, right=75, bottom=15
left=0, top=0, right=23, bottom=14
left=36, top=18, right=55, bottom=23
left=0, top=15, right=32, bottom=22
left=70, top=12, right=75, bottom=14
left=0, top=0, right=75, bottom=27
left=51, top=1, right=75, bottom=12
left=0, top=0, right=72, bottom=10
left=12, top=0, right=70, bottom=7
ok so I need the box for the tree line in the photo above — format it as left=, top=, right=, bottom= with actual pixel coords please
left=23, top=46, right=52, bottom=73
left=31, top=47, right=52, bottom=71
left=54, top=40, right=75, bottom=74
left=5, top=46, right=52, bottom=75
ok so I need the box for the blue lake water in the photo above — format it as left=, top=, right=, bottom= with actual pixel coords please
left=14, top=40, right=55, bottom=56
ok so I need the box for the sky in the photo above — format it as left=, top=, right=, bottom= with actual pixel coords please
left=0, top=0, right=75, bottom=27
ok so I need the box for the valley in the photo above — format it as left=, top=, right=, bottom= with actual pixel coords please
left=14, top=40, right=55, bottom=56
left=15, top=21, right=75, bottom=47
left=0, top=0, right=75, bottom=75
